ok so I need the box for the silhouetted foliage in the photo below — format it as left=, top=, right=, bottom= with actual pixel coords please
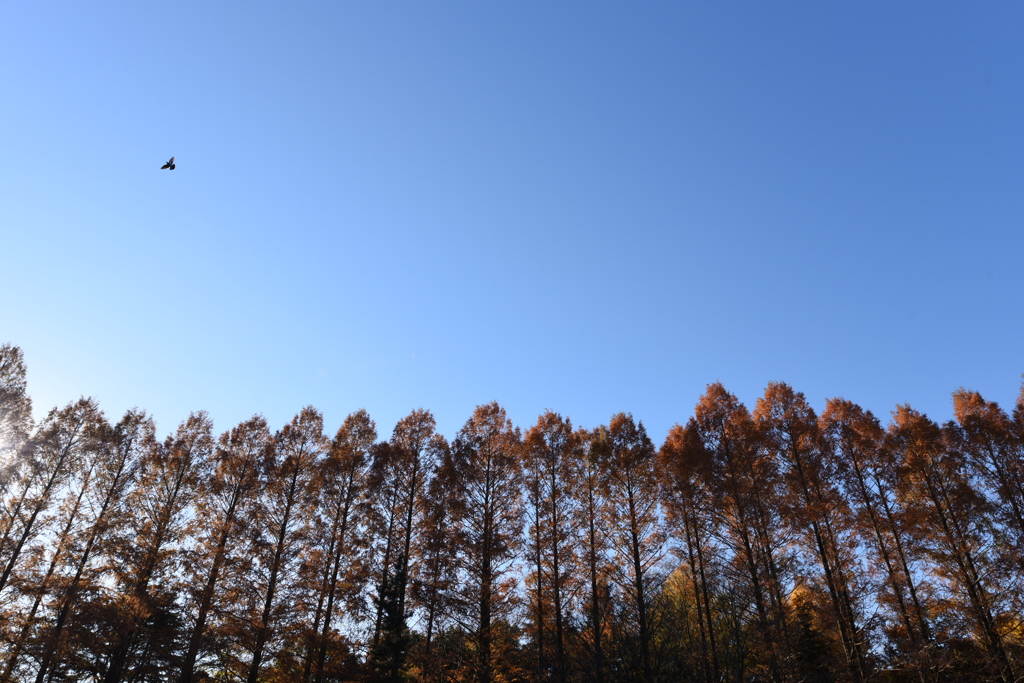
left=367, top=553, right=413, bottom=683
left=1, top=344, right=1021, bottom=683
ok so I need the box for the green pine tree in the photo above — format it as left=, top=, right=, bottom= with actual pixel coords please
left=367, top=554, right=412, bottom=683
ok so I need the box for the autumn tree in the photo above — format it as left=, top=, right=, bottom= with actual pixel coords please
left=96, top=411, right=213, bottom=683
left=571, top=426, right=614, bottom=683
left=30, top=409, right=150, bottom=683
left=365, top=410, right=445, bottom=654
left=306, top=409, right=377, bottom=683
left=449, top=402, right=524, bottom=683
left=948, top=389, right=1024, bottom=572
left=659, top=421, right=722, bottom=683
left=0, top=398, right=104, bottom=605
left=522, top=411, right=582, bottom=683
left=755, top=383, right=867, bottom=681
left=408, top=446, right=459, bottom=681
left=178, top=415, right=268, bottom=683
left=0, top=344, right=32, bottom=473
left=363, top=443, right=406, bottom=652
left=1014, top=378, right=1024, bottom=449
left=240, top=407, right=326, bottom=683
left=523, top=425, right=547, bottom=680
left=889, top=405, right=1015, bottom=682
left=0, top=403, right=105, bottom=681
left=0, top=342, right=37, bottom=670
left=689, top=383, right=792, bottom=683
left=819, top=398, right=934, bottom=665
left=595, top=413, right=665, bottom=683
left=7, top=339, right=1024, bottom=682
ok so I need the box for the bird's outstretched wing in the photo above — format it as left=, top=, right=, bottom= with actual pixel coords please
left=161, top=156, right=175, bottom=169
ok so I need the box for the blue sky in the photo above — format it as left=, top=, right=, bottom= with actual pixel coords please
left=2, top=2, right=1022, bottom=441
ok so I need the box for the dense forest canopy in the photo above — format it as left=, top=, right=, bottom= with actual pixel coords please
left=1, top=343, right=1022, bottom=683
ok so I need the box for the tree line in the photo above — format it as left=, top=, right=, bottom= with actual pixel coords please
left=1, top=343, right=1022, bottom=683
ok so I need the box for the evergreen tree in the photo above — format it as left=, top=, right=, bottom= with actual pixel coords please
left=367, top=553, right=412, bottom=683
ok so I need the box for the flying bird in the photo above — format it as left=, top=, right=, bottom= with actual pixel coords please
left=160, top=157, right=176, bottom=170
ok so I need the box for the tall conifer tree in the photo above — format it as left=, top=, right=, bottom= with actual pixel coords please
left=100, top=411, right=213, bottom=683
left=179, top=415, right=268, bottom=683
left=449, top=402, right=523, bottom=683
left=0, top=398, right=102, bottom=598
left=0, top=401, right=104, bottom=681
left=574, top=426, right=613, bottom=683
left=0, top=344, right=32, bottom=474
left=756, top=383, right=866, bottom=681
left=599, top=413, right=664, bottom=683
left=522, top=411, right=581, bottom=683
left=243, top=407, right=325, bottom=683
left=690, top=383, right=791, bottom=683
left=820, top=398, right=934, bottom=660
left=890, top=406, right=1015, bottom=683
left=660, top=421, right=722, bottom=683
left=949, top=389, right=1024, bottom=570
left=32, top=410, right=149, bottom=683
left=307, top=409, right=376, bottom=683
left=409, top=447, right=459, bottom=680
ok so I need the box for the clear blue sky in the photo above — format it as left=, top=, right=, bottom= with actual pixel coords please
left=2, top=2, right=1022, bottom=441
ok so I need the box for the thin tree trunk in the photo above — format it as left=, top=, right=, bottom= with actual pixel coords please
left=33, top=436, right=132, bottom=683
left=0, top=431, right=80, bottom=596
left=2, top=463, right=93, bottom=681
left=532, top=484, right=545, bottom=681
left=694, top=520, right=719, bottom=681
left=179, top=487, right=245, bottom=683
left=313, top=493, right=355, bottom=683
left=847, top=456, right=919, bottom=644
left=682, top=503, right=713, bottom=682
left=247, top=468, right=300, bottom=683
left=878, top=488, right=932, bottom=642
left=479, top=485, right=493, bottom=683
left=626, top=484, right=652, bottom=683
left=921, top=469, right=1014, bottom=682
left=586, top=481, right=605, bottom=683
left=371, top=505, right=397, bottom=652
left=549, top=467, right=566, bottom=683
left=788, top=441, right=865, bottom=681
